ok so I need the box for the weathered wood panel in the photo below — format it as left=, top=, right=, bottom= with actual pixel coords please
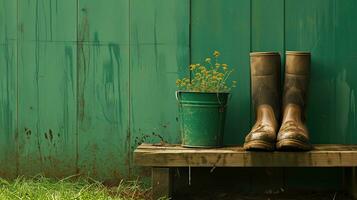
left=0, top=0, right=17, bottom=179
left=251, top=0, right=285, bottom=53
left=191, top=0, right=251, bottom=145
left=17, top=0, right=77, bottom=177
left=129, top=0, right=189, bottom=156
left=18, top=0, right=77, bottom=42
left=286, top=0, right=357, bottom=145
left=0, top=42, right=17, bottom=178
left=135, top=144, right=357, bottom=167
left=77, top=0, right=130, bottom=180
left=0, top=0, right=17, bottom=42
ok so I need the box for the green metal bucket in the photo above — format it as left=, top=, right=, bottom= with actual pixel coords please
left=176, top=91, right=229, bottom=148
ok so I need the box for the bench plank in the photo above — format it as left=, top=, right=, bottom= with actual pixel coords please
left=134, top=144, right=357, bottom=167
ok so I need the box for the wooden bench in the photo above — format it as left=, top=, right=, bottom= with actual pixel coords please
left=134, top=143, right=357, bottom=199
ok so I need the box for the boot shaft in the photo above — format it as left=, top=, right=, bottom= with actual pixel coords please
left=250, top=52, right=281, bottom=121
left=283, top=51, right=311, bottom=111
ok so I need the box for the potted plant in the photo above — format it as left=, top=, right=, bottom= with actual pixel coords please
left=176, top=51, right=236, bottom=148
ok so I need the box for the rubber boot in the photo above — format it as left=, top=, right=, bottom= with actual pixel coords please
left=244, top=52, right=281, bottom=151
left=276, top=51, right=311, bottom=151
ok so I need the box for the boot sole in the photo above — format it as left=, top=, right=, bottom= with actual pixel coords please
left=276, top=139, right=312, bottom=151
left=243, top=140, right=275, bottom=151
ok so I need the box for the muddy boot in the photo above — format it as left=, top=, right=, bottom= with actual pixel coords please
left=276, top=51, right=311, bottom=151
left=244, top=52, right=281, bottom=151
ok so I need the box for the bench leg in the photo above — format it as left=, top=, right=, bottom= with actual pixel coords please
left=344, top=167, right=357, bottom=199
left=152, top=167, right=172, bottom=200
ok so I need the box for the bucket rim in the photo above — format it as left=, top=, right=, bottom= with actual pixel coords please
left=250, top=52, right=280, bottom=56
left=286, top=51, right=311, bottom=55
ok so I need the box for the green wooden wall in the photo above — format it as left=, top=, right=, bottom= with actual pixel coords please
left=1, top=0, right=357, bottom=185
left=0, top=0, right=189, bottom=180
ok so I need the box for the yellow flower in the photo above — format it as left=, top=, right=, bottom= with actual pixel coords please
left=189, top=64, right=196, bottom=71
left=175, top=51, right=234, bottom=92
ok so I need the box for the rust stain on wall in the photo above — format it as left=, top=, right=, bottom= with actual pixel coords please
left=77, top=8, right=89, bottom=123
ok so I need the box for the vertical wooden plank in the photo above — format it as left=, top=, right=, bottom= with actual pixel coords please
left=191, top=0, right=251, bottom=145
left=19, top=0, right=76, bottom=42
left=152, top=168, right=172, bottom=199
left=129, top=0, right=189, bottom=160
left=251, top=0, right=285, bottom=52
left=286, top=0, right=357, bottom=145
left=0, top=0, right=17, bottom=42
left=332, top=0, right=357, bottom=145
left=17, top=0, right=77, bottom=177
left=77, top=0, right=130, bottom=180
left=0, top=0, right=17, bottom=178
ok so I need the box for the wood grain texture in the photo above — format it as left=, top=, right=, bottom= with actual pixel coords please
left=129, top=0, right=189, bottom=160
left=18, top=0, right=76, bottom=42
left=251, top=0, right=285, bottom=52
left=286, top=0, right=357, bottom=145
left=17, top=43, right=78, bottom=176
left=0, top=0, right=17, bottom=178
left=0, top=0, right=17, bottom=43
left=77, top=0, right=130, bottom=180
left=135, top=144, right=357, bottom=167
left=17, top=0, right=77, bottom=177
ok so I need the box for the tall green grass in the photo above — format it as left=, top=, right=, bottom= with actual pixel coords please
left=0, top=175, right=153, bottom=200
